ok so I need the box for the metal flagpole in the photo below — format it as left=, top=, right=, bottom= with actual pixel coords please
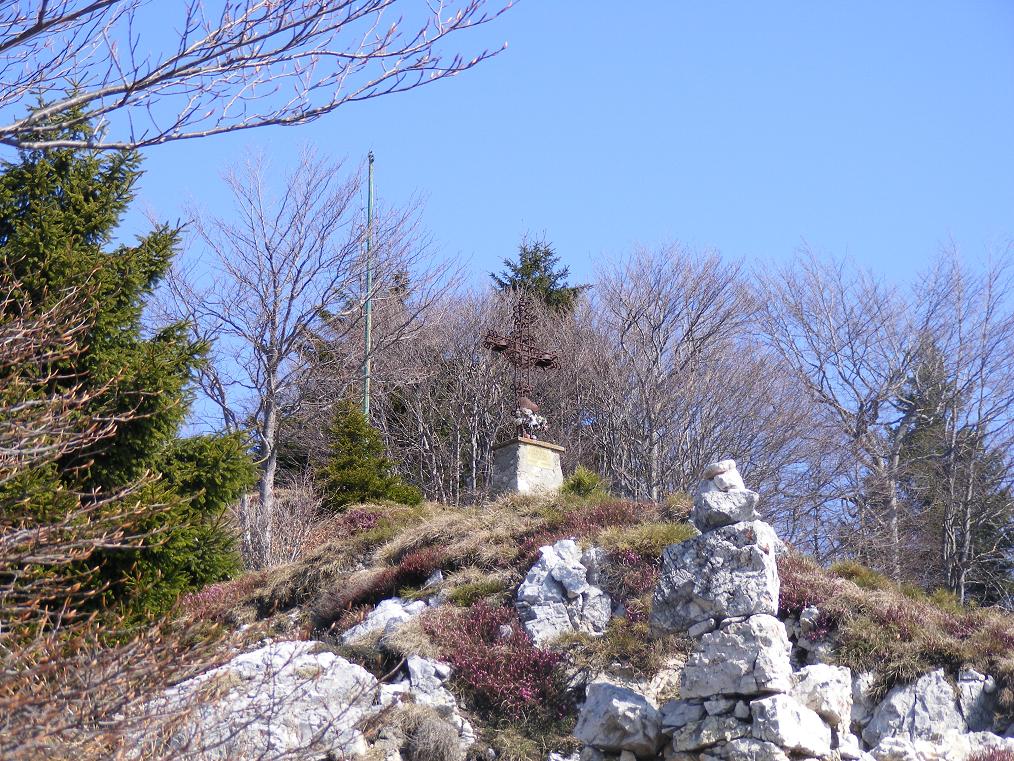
left=363, top=151, right=375, bottom=417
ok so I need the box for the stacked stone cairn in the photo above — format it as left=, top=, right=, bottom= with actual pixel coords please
left=649, top=460, right=858, bottom=761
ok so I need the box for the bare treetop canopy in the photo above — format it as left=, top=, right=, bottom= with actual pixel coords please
left=0, top=0, right=511, bottom=150
left=484, top=292, right=559, bottom=439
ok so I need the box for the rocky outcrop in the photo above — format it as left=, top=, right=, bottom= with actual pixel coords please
left=151, top=640, right=378, bottom=760
left=644, top=462, right=822, bottom=760
left=572, top=458, right=1014, bottom=761
left=679, top=615, right=792, bottom=698
left=958, top=668, right=999, bottom=733
left=751, top=693, right=832, bottom=756
left=573, top=682, right=664, bottom=756
left=649, top=520, right=781, bottom=633
left=517, top=538, right=612, bottom=645
left=790, top=663, right=853, bottom=731
left=861, top=669, right=967, bottom=747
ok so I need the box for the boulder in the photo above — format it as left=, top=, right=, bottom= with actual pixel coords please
left=151, top=640, right=377, bottom=760
left=790, top=663, right=852, bottom=730
left=862, top=669, right=966, bottom=747
left=750, top=694, right=832, bottom=757
left=691, top=489, right=761, bottom=531
left=573, top=682, right=663, bottom=756
left=517, top=539, right=612, bottom=645
left=957, top=668, right=997, bottom=732
left=680, top=615, right=792, bottom=698
left=671, top=715, right=751, bottom=752
left=341, top=597, right=427, bottom=644
left=650, top=521, right=780, bottom=632
left=660, top=699, right=706, bottom=733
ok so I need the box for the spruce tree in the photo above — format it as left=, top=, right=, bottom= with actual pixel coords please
left=317, top=401, right=422, bottom=511
left=0, top=114, right=255, bottom=620
left=492, top=236, right=585, bottom=312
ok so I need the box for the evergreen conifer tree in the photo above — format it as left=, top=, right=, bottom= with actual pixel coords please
left=492, top=236, right=585, bottom=312
left=0, top=114, right=255, bottom=620
left=317, top=401, right=422, bottom=511
left=897, top=346, right=1014, bottom=604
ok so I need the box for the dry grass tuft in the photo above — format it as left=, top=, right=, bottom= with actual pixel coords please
left=379, top=616, right=443, bottom=661
left=394, top=704, right=465, bottom=761
left=557, top=618, right=692, bottom=680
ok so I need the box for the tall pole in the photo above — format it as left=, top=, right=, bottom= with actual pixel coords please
left=363, top=151, right=375, bottom=418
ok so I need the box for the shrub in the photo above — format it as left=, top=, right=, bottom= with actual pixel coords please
left=560, top=466, right=608, bottom=498
left=778, top=554, right=850, bottom=616
left=662, top=492, right=693, bottom=523
left=421, top=603, right=570, bottom=725
left=968, top=749, right=1014, bottom=761
left=316, top=401, right=422, bottom=511
left=178, top=572, right=268, bottom=622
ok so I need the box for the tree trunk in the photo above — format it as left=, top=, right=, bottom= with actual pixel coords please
left=258, top=400, right=278, bottom=569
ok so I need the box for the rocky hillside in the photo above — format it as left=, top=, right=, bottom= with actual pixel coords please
left=161, top=464, right=1014, bottom=761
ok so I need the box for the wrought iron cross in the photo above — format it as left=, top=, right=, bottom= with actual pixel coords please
left=484, top=293, right=560, bottom=438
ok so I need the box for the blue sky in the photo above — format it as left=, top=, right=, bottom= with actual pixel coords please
left=124, top=1, right=1014, bottom=288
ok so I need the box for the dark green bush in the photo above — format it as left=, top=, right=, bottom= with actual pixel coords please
left=560, top=466, right=608, bottom=498
left=316, top=401, right=422, bottom=511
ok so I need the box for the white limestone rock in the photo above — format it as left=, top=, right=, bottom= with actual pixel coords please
left=837, top=731, right=866, bottom=760
left=697, top=738, right=792, bottom=760
left=750, top=693, right=832, bottom=757
left=660, top=699, right=706, bottom=734
left=790, top=663, right=853, bottom=730
left=862, top=669, right=966, bottom=747
left=404, top=656, right=455, bottom=710
left=851, top=671, right=879, bottom=733
left=340, top=597, right=428, bottom=644
left=680, top=615, right=792, bottom=698
left=703, top=460, right=737, bottom=479
left=692, top=489, right=761, bottom=531
left=870, top=732, right=1014, bottom=760
left=671, top=715, right=751, bottom=752
left=573, top=682, right=663, bottom=757
left=650, top=521, right=781, bottom=633
left=697, top=460, right=746, bottom=494
left=151, top=640, right=377, bottom=760
left=957, top=668, right=997, bottom=732
left=517, top=539, right=612, bottom=645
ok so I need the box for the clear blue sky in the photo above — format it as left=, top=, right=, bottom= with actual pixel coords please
left=124, top=1, right=1014, bottom=287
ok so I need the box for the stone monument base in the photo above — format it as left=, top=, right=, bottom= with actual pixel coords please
left=491, top=438, right=565, bottom=496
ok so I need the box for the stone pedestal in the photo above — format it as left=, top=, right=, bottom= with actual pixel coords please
left=491, top=438, right=565, bottom=496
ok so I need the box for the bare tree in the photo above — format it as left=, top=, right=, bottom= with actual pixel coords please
left=588, top=245, right=753, bottom=501
left=756, top=251, right=944, bottom=578
left=368, top=289, right=511, bottom=503
left=167, top=148, right=438, bottom=568
left=1, top=0, right=511, bottom=150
